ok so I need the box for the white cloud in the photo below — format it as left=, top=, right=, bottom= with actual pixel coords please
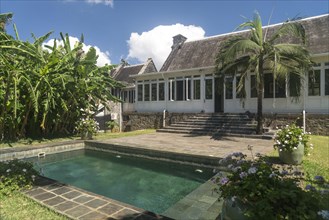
left=43, top=36, right=111, bottom=67
left=86, top=0, right=113, bottom=7
left=127, top=23, right=205, bottom=69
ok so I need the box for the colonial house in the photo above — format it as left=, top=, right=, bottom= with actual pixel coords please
left=110, top=58, right=157, bottom=113
left=96, top=58, right=157, bottom=131
left=131, top=14, right=329, bottom=115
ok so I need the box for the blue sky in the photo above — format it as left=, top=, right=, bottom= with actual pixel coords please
left=1, top=0, right=328, bottom=68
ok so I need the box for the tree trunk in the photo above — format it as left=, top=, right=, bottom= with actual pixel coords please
left=256, top=57, right=264, bottom=134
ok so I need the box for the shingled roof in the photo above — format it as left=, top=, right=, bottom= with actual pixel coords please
left=111, top=64, right=143, bottom=84
left=111, top=58, right=157, bottom=86
left=160, top=14, right=329, bottom=72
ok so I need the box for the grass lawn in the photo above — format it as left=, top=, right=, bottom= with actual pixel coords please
left=0, top=129, right=156, bottom=149
left=269, top=135, right=329, bottom=181
left=304, top=135, right=329, bottom=181
left=0, top=193, right=68, bottom=220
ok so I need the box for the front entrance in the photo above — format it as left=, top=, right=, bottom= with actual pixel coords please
left=215, top=77, right=224, bottom=112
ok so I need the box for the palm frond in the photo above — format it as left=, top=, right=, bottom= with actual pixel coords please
left=269, top=20, right=306, bottom=45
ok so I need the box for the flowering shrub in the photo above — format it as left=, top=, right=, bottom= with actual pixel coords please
left=274, top=123, right=312, bottom=155
left=75, top=117, right=99, bottom=137
left=0, top=159, right=39, bottom=196
left=213, top=146, right=327, bottom=219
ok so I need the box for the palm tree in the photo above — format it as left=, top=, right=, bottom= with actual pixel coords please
left=216, top=12, right=312, bottom=134
left=0, top=13, right=12, bottom=32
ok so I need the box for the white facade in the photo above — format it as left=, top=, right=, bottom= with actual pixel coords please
left=133, top=56, right=329, bottom=114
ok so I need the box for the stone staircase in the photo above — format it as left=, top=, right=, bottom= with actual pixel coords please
left=157, top=113, right=273, bottom=139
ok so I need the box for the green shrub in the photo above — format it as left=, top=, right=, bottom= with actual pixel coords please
left=0, top=159, right=39, bottom=196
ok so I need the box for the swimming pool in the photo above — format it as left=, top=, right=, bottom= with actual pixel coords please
left=33, top=149, right=213, bottom=214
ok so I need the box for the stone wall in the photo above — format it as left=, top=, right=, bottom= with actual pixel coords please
left=122, top=112, right=329, bottom=136
left=263, top=113, right=329, bottom=136
left=122, top=112, right=199, bottom=131
left=95, top=101, right=121, bottom=131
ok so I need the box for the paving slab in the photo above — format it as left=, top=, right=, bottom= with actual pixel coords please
left=91, top=132, right=273, bottom=159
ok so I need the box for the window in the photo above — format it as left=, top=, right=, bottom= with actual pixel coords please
left=123, top=91, right=128, bottom=102
left=225, top=77, right=233, bottom=99
left=168, top=79, right=175, bottom=101
left=128, top=90, right=135, bottom=103
left=275, top=77, right=286, bottom=98
left=325, top=69, right=329, bottom=96
left=159, top=82, right=165, bottom=101
left=193, top=79, right=201, bottom=100
left=151, top=83, right=157, bottom=101
left=137, top=84, right=143, bottom=101
left=264, top=73, right=286, bottom=98
left=205, top=78, right=213, bottom=99
left=144, top=83, right=150, bottom=101
left=185, top=78, right=191, bottom=100
left=289, top=73, right=301, bottom=97
left=236, top=76, right=245, bottom=98
left=176, top=79, right=184, bottom=101
left=308, top=70, right=320, bottom=96
left=250, top=75, right=257, bottom=98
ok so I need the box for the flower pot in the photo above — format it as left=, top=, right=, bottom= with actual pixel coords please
left=81, top=131, right=93, bottom=140
left=279, top=143, right=304, bottom=165
left=221, top=198, right=251, bottom=220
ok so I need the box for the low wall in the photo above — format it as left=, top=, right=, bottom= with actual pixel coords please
left=122, top=112, right=328, bottom=136
left=263, top=113, right=329, bottom=136
left=122, top=112, right=199, bottom=131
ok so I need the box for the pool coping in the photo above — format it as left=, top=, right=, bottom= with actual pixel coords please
left=1, top=141, right=223, bottom=220
left=25, top=175, right=171, bottom=220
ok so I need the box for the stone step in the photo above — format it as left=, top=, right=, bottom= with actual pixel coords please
left=188, top=116, right=254, bottom=119
left=169, top=124, right=256, bottom=130
left=160, top=126, right=256, bottom=134
left=175, top=121, right=256, bottom=126
left=156, top=128, right=269, bottom=139
left=156, top=113, right=267, bottom=138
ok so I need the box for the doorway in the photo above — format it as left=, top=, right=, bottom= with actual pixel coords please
left=215, top=77, right=224, bottom=113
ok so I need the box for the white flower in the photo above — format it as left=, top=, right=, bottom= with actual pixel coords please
left=279, top=149, right=283, bottom=152
left=289, top=132, right=292, bottom=134
left=22, top=169, right=27, bottom=172
left=308, top=153, right=311, bottom=156
left=6, top=169, right=11, bottom=173
left=276, top=140, right=281, bottom=145
left=248, top=167, right=258, bottom=174
left=293, top=147, right=298, bottom=150
left=286, top=134, right=289, bottom=137
left=284, top=140, right=288, bottom=144
left=318, top=210, right=329, bottom=219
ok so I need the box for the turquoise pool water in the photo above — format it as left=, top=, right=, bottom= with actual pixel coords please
left=35, top=150, right=213, bottom=213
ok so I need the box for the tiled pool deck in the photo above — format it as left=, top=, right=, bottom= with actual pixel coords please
left=25, top=176, right=170, bottom=220
left=1, top=133, right=273, bottom=220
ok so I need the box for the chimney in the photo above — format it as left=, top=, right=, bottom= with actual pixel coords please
left=172, top=34, right=187, bottom=49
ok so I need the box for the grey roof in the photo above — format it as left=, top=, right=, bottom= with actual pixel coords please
left=112, top=64, right=143, bottom=84
left=160, top=14, right=329, bottom=72
left=111, top=58, right=158, bottom=85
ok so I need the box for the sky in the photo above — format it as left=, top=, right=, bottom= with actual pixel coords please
left=1, top=0, right=328, bottom=69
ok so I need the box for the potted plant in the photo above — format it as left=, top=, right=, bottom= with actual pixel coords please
left=212, top=146, right=325, bottom=219
left=274, top=123, right=312, bottom=164
left=106, top=120, right=119, bottom=133
left=75, top=117, right=99, bottom=140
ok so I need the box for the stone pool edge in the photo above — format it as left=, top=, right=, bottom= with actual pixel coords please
left=1, top=140, right=223, bottom=220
